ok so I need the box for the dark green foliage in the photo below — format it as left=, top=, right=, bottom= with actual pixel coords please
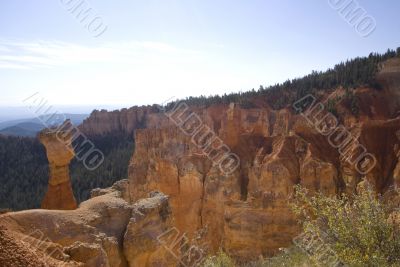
left=0, top=133, right=134, bottom=210
left=70, top=133, right=134, bottom=202
left=326, top=98, right=338, bottom=117
left=0, top=135, right=48, bottom=210
left=165, top=49, right=398, bottom=110
left=343, top=88, right=360, bottom=116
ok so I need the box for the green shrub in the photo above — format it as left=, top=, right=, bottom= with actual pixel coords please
left=250, top=247, right=313, bottom=267
left=201, top=247, right=312, bottom=267
left=202, top=250, right=236, bottom=267
left=291, top=184, right=400, bottom=267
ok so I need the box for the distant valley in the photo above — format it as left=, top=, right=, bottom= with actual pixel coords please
left=0, top=113, right=89, bottom=137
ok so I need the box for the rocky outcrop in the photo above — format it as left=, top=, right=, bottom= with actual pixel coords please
left=79, top=105, right=164, bottom=136
left=39, top=124, right=77, bottom=210
left=125, top=59, right=400, bottom=260
left=0, top=180, right=178, bottom=267
left=123, top=191, right=175, bottom=266
left=0, top=181, right=133, bottom=266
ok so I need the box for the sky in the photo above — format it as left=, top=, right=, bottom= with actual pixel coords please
left=0, top=0, right=399, bottom=112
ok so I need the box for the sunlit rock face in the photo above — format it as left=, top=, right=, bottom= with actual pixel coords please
left=39, top=124, right=77, bottom=210
left=0, top=180, right=136, bottom=267
left=124, top=66, right=400, bottom=261
left=125, top=109, right=347, bottom=259
left=78, top=105, right=168, bottom=136
left=123, top=191, right=177, bottom=267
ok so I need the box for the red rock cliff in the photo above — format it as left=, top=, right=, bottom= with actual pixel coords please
left=77, top=58, right=400, bottom=263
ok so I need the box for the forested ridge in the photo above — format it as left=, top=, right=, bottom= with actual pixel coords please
left=166, top=48, right=400, bottom=110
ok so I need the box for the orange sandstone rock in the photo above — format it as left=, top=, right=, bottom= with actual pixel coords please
left=39, top=123, right=77, bottom=210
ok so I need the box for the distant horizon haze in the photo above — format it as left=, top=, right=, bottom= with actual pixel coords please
left=1, top=1, right=399, bottom=107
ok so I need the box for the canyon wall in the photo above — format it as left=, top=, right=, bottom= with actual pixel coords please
left=125, top=59, right=400, bottom=262
left=79, top=105, right=166, bottom=136
left=126, top=103, right=400, bottom=261
left=80, top=58, right=400, bottom=263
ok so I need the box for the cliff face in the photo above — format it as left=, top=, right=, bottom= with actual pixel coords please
left=79, top=105, right=166, bottom=136
left=127, top=112, right=400, bottom=260
left=123, top=61, right=400, bottom=262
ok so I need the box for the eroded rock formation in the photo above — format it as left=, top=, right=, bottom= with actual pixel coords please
left=39, top=124, right=77, bottom=210
left=123, top=58, right=400, bottom=261
left=0, top=180, right=177, bottom=267
left=79, top=105, right=162, bottom=136
left=123, top=191, right=173, bottom=266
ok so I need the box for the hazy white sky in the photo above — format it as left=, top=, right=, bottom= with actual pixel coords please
left=0, top=0, right=399, bottom=108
